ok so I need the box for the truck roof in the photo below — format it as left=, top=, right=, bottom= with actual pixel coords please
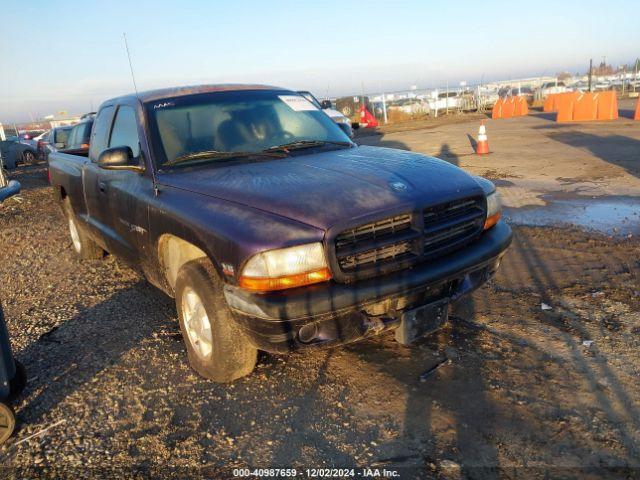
left=104, top=84, right=283, bottom=105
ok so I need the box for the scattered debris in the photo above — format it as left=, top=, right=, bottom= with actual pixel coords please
left=582, top=340, right=594, bottom=347
left=541, top=303, right=553, bottom=311
left=419, top=358, right=451, bottom=382
left=9, top=419, right=66, bottom=449
left=371, top=454, right=421, bottom=467
left=440, top=459, right=462, bottom=476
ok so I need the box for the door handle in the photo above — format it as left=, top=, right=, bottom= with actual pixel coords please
left=98, top=181, right=107, bottom=193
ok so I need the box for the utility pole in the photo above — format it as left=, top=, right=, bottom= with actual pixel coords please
left=445, top=81, right=449, bottom=115
left=0, top=123, right=6, bottom=187
left=381, top=91, right=388, bottom=124
left=588, top=58, right=593, bottom=92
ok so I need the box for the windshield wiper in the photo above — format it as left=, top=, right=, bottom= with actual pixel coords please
left=164, top=149, right=287, bottom=167
left=264, top=139, right=352, bottom=153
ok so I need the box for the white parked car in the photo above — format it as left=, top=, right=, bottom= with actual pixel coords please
left=387, top=98, right=430, bottom=115
left=593, top=81, right=612, bottom=91
left=426, top=91, right=463, bottom=113
left=536, top=81, right=569, bottom=99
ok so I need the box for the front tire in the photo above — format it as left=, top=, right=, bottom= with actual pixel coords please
left=175, top=259, right=257, bottom=382
left=63, top=200, right=103, bottom=259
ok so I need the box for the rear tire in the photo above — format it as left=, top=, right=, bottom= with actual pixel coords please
left=0, top=403, right=15, bottom=446
left=22, top=150, right=36, bottom=165
left=175, top=259, right=257, bottom=382
left=63, top=199, right=103, bottom=260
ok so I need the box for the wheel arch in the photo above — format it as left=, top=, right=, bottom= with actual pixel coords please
left=157, top=234, right=218, bottom=295
left=54, top=185, right=67, bottom=201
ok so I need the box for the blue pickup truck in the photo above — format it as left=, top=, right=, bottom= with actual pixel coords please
left=48, top=84, right=511, bottom=382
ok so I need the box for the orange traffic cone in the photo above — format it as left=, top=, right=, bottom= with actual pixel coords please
left=476, top=123, right=489, bottom=155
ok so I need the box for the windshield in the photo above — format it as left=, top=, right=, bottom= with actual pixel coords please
left=146, top=89, right=351, bottom=168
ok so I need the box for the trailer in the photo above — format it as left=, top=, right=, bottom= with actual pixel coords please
left=0, top=180, right=26, bottom=444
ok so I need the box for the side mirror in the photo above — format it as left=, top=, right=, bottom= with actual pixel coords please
left=98, top=146, right=144, bottom=172
left=320, top=100, right=333, bottom=109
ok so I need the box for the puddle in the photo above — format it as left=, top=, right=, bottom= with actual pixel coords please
left=504, top=196, right=640, bottom=237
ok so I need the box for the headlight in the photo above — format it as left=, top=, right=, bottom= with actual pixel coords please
left=239, top=242, right=332, bottom=292
left=484, top=190, right=502, bottom=230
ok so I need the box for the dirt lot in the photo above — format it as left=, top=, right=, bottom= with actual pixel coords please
left=1, top=108, right=639, bottom=478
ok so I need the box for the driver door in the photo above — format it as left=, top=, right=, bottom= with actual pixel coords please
left=97, top=105, right=151, bottom=264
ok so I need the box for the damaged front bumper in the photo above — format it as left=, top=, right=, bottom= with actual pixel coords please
left=224, top=221, right=512, bottom=353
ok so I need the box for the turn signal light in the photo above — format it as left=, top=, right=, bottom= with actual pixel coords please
left=239, top=267, right=332, bottom=292
left=484, top=211, right=501, bottom=230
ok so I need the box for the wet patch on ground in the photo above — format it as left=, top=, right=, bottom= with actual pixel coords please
left=505, top=195, right=640, bottom=237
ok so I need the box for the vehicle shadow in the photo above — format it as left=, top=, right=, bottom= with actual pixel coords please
left=373, top=138, right=413, bottom=152
left=12, top=280, right=177, bottom=427
left=545, top=132, right=640, bottom=179
left=618, top=108, right=637, bottom=120
left=528, top=111, right=557, bottom=122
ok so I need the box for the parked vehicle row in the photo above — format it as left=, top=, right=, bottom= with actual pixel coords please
left=48, top=84, right=511, bottom=382
left=40, top=126, right=74, bottom=162
left=1, top=135, right=39, bottom=168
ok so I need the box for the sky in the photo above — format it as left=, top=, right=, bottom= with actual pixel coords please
left=1, top=0, right=638, bottom=122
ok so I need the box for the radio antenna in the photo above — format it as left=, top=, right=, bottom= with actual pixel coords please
left=123, top=33, right=139, bottom=95
left=122, top=33, right=159, bottom=195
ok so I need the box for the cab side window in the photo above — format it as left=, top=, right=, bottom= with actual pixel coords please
left=89, top=106, right=116, bottom=162
left=109, top=106, right=141, bottom=158
left=66, top=128, right=77, bottom=148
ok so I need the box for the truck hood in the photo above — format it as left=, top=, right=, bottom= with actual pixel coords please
left=157, top=145, right=484, bottom=230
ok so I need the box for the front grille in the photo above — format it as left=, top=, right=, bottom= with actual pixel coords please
left=335, top=214, right=412, bottom=248
left=422, top=198, right=486, bottom=258
left=334, top=196, right=485, bottom=277
left=338, top=240, right=413, bottom=271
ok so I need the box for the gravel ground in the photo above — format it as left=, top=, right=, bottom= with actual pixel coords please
left=0, top=165, right=639, bottom=478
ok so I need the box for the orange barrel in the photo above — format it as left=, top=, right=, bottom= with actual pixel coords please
left=501, top=97, right=516, bottom=118
left=596, top=91, right=618, bottom=121
left=543, top=93, right=557, bottom=112
left=572, top=93, right=598, bottom=121
left=491, top=98, right=504, bottom=119
left=555, top=92, right=579, bottom=122
left=514, top=96, right=529, bottom=116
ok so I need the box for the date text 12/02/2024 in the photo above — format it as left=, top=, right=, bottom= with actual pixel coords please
left=232, top=468, right=400, bottom=478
